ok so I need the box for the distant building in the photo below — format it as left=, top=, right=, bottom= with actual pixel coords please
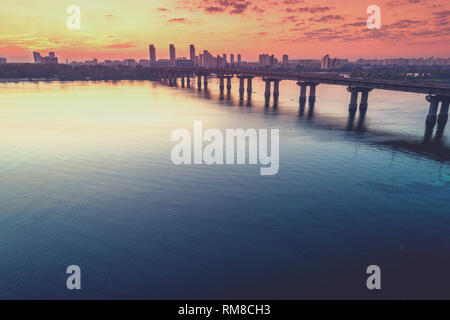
left=190, top=44, right=195, bottom=63
left=321, top=54, right=330, bottom=69
left=84, top=58, right=98, bottom=66
left=169, top=44, right=176, bottom=66
left=321, top=54, right=343, bottom=70
left=139, top=59, right=150, bottom=67
left=149, top=44, right=156, bottom=65
left=282, top=54, right=289, bottom=65
left=33, top=51, right=58, bottom=64
left=259, top=54, right=276, bottom=67
left=155, top=59, right=171, bottom=67
left=123, top=59, right=137, bottom=67
left=176, top=58, right=195, bottom=67
left=201, top=50, right=214, bottom=68
left=230, top=54, right=235, bottom=65
left=0, top=57, right=7, bottom=64
left=237, top=54, right=241, bottom=65
left=33, top=52, right=42, bottom=63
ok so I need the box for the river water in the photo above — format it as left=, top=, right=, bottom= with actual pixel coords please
left=0, top=79, right=449, bottom=299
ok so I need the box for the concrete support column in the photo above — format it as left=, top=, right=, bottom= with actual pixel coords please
left=273, top=80, right=280, bottom=99
left=219, top=77, right=225, bottom=91
left=309, top=84, right=317, bottom=103
left=226, top=77, right=232, bottom=92
left=169, top=75, right=176, bottom=87
left=359, top=89, right=370, bottom=112
left=203, top=75, right=208, bottom=89
left=299, top=84, right=307, bottom=104
left=187, top=76, right=191, bottom=87
left=181, top=76, right=185, bottom=88
left=197, top=75, right=202, bottom=89
left=239, top=77, right=245, bottom=95
left=247, top=77, right=253, bottom=94
left=438, top=98, right=449, bottom=126
left=264, top=80, right=271, bottom=99
left=348, top=87, right=359, bottom=112
left=426, top=95, right=439, bottom=126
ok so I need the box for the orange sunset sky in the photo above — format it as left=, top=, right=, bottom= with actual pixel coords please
left=0, top=0, right=449, bottom=62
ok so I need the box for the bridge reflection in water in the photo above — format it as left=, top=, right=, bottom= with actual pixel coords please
left=158, top=74, right=450, bottom=163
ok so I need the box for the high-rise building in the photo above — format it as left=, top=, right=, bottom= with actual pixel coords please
left=149, top=44, right=156, bottom=65
left=321, top=54, right=331, bottom=69
left=190, top=44, right=195, bottom=62
left=170, top=44, right=176, bottom=66
left=321, top=54, right=342, bottom=70
left=33, top=51, right=42, bottom=64
left=230, top=54, right=235, bottom=65
left=282, top=54, right=289, bottom=65
left=0, top=57, right=7, bottom=65
left=237, top=54, right=241, bottom=65
left=222, top=54, right=227, bottom=64
left=33, top=51, right=58, bottom=64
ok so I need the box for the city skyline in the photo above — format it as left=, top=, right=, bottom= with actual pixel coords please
left=23, top=45, right=450, bottom=67
left=0, top=0, right=449, bottom=62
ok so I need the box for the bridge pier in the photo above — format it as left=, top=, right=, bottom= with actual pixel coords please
left=197, top=74, right=202, bottom=89
left=219, top=76, right=225, bottom=92
left=426, top=95, right=440, bottom=127
left=347, top=87, right=373, bottom=113
left=264, top=80, right=271, bottom=100
left=247, top=77, right=254, bottom=95
left=181, top=76, right=185, bottom=88
left=298, top=83, right=307, bottom=105
left=203, top=75, right=208, bottom=89
left=186, top=75, right=191, bottom=87
left=438, top=98, right=449, bottom=126
left=359, top=89, right=372, bottom=112
left=348, top=87, right=359, bottom=112
left=238, top=76, right=245, bottom=95
left=169, top=75, right=177, bottom=87
left=309, top=83, right=317, bottom=103
left=273, top=80, right=280, bottom=100
left=226, top=76, right=233, bottom=94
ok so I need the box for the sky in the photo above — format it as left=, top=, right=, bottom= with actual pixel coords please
left=0, top=0, right=449, bottom=62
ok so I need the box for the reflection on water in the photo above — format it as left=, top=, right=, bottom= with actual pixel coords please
left=0, top=79, right=449, bottom=299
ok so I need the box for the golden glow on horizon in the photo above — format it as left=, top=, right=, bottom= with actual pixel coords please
left=0, top=0, right=449, bottom=62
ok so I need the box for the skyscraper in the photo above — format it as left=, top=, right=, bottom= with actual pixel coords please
left=237, top=54, right=241, bottom=66
left=33, top=51, right=42, bottom=64
left=321, top=54, right=331, bottom=69
left=190, top=44, right=195, bottom=62
left=170, top=44, right=176, bottom=66
left=149, top=44, right=156, bottom=65
left=230, top=54, right=235, bottom=65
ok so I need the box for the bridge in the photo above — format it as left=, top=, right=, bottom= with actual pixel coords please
left=148, top=66, right=450, bottom=130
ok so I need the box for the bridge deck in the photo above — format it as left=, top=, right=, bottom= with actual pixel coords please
left=150, top=66, right=450, bottom=96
